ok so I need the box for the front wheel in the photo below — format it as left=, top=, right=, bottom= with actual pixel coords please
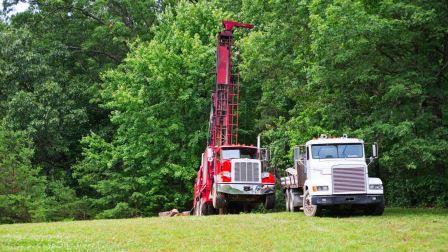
left=303, top=190, right=322, bottom=217
left=264, top=193, right=275, bottom=210
left=212, top=183, right=226, bottom=209
left=193, top=199, right=201, bottom=216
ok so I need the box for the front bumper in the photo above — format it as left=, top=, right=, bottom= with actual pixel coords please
left=311, top=194, right=384, bottom=205
left=217, top=183, right=275, bottom=195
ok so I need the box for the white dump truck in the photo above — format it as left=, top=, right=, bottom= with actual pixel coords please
left=280, top=135, right=384, bottom=216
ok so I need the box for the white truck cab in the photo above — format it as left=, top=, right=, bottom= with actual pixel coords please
left=281, top=135, right=384, bottom=216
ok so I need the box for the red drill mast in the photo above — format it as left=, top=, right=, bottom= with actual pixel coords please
left=209, top=20, right=253, bottom=147
left=193, top=21, right=275, bottom=216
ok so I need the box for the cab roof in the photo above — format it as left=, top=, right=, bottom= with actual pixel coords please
left=306, top=137, right=364, bottom=146
left=219, top=144, right=257, bottom=149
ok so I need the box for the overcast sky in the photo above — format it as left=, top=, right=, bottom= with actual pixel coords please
left=1, top=1, right=29, bottom=16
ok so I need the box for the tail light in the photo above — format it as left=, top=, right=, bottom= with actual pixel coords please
left=262, top=172, right=275, bottom=184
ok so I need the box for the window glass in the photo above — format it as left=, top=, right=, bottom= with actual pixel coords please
left=311, top=144, right=363, bottom=159
left=338, top=144, right=363, bottom=158
left=222, top=149, right=240, bottom=159
left=222, top=148, right=257, bottom=159
left=312, top=145, right=337, bottom=159
left=240, top=148, right=256, bottom=159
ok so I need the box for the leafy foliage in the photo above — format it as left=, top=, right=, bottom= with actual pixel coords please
left=73, top=2, right=229, bottom=217
left=0, top=0, right=447, bottom=223
left=0, top=123, right=46, bottom=223
left=239, top=0, right=448, bottom=207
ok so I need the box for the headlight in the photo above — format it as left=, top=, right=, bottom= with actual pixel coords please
left=313, top=185, right=329, bottom=191
left=317, top=186, right=329, bottom=191
left=222, top=171, right=231, bottom=178
left=369, top=184, right=383, bottom=190
left=261, top=172, right=270, bottom=178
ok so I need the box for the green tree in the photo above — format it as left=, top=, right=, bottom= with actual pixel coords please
left=1, top=0, right=447, bottom=223
left=1, top=0, right=177, bottom=221
left=74, top=1, right=231, bottom=217
left=0, top=123, right=47, bottom=223
left=305, top=0, right=448, bottom=207
left=239, top=0, right=448, bottom=207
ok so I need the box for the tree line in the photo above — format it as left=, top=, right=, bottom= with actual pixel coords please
left=0, top=0, right=447, bottom=223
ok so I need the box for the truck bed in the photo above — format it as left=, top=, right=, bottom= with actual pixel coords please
left=280, top=175, right=300, bottom=189
left=280, top=162, right=306, bottom=189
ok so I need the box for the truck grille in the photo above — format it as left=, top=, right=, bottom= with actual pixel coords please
left=234, top=162, right=260, bottom=182
left=332, top=167, right=366, bottom=193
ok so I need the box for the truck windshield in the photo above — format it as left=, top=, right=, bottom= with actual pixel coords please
left=311, top=144, right=363, bottom=159
left=222, top=148, right=256, bottom=159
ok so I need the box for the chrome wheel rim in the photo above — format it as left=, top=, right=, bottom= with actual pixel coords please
left=304, top=192, right=313, bottom=215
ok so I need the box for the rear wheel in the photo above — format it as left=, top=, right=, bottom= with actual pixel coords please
left=199, top=199, right=209, bottom=216
left=194, top=198, right=209, bottom=216
left=303, top=190, right=321, bottom=217
left=194, top=199, right=201, bottom=216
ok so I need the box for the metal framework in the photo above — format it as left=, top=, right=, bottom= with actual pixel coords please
left=209, top=20, right=253, bottom=147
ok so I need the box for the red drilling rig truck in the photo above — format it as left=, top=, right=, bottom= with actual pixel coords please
left=192, top=21, right=276, bottom=215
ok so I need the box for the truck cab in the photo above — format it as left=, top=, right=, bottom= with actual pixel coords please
left=213, top=145, right=275, bottom=213
left=216, top=146, right=275, bottom=190
left=194, top=144, right=276, bottom=215
left=281, top=135, right=384, bottom=216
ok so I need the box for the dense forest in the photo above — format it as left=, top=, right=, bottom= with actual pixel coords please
left=0, top=0, right=447, bottom=223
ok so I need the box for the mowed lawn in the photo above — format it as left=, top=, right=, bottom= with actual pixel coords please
left=1, top=208, right=447, bottom=251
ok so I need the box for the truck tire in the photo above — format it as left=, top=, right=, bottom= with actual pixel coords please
left=303, top=190, right=322, bottom=217
left=194, top=199, right=200, bottom=216
left=364, top=201, right=385, bottom=216
left=199, top=199, right=210, bottom=216
left=285, top=190, right=291, bottom=211
left=212, top=183, right=226, bottom=209
left=264, top=193, right=276, bottom=210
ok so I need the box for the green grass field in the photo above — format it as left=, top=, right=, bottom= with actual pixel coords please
left=1, top=208, right=447, bottom=251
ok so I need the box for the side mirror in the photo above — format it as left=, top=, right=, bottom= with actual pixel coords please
left=372, top=142, right=378, bottom=158
left=260, top=148, right=269, bottom=162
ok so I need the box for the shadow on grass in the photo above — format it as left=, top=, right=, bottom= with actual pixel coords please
left=246, top=205, right=448, bottom=218
left=383, top=207, right=448, bottom=217
left=317, top=207, right=448, bottom=218
left=318, top=208, right=367, bottom=218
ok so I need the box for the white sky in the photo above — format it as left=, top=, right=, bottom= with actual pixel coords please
left=1, top=1, right=29, bottom=16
